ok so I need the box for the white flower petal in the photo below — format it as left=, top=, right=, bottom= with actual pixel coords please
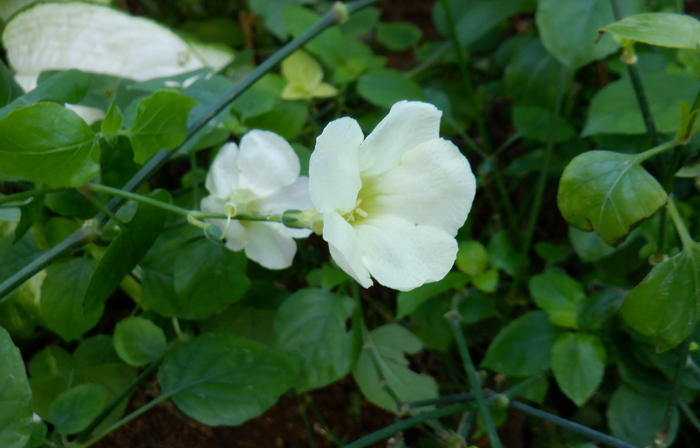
left=323, top=211, right=372, bottom=288
left=243, top=223, right=297, bottom=270
left=309, top=117, right=364, bottom=214
left=365, top=138, right=476, bottom=236
left=205, top=142, right=240, bottom=198
left=237, top=130, right=300, bottom=197
left=356, top=216, right=457, bottom=291
left=256, top=176, right=313, bottom=214
left=224, top=221, right=247, bottom=251
left=358, top=101, right=442, bottom=177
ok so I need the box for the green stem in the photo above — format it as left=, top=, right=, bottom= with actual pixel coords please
left=687, top=358, right=700, bottom=383
left=172, top=317, right=187, bottom=341
left=342, top=402, right=476, bottom=448
left=73, top=356, right=163, bottom=444
left=661, top=339, right=691, bottom=438
left=0, top=186, right=56, bottom=206
left=447, top=298, right=503, bottom=448
left=634, top=137, right=680, bottom=164
left=509, top=401, right=638, bottom=448
left=305, top=395, right=344, bottom=446
left=295, top=392, right=318, bottom=448
left=667, top=197, right=695, bottom=249
left=86, top=183, right=192, bottom=217
left=190, top=151, right=199, bottom=210
left=457, top=411, right=475, bottom=440
left=679, top=400, right=700, bottom=434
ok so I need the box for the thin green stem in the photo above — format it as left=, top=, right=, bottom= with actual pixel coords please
left=0, top=186, right=56, bottom=206
left=305, top=396, right=344, bottom=446
left=86, top=183, right=191, bottom=217
left=679, top=400, right=700, bottom=434
left=190, top=152, right=199, bottom=210
left=457, top=411, right=475, bottom=440
left=661, top=339, right=691, bottom=438
left=634, top=137, right=680, bottom=164
left=447, top=298, right=503, bottom=448
left=342, top=402, right=476, bottom=448
left=295, top=392, right=318, bottom=448
left=687, top=358, right=700, bottom=383
left=78, top=190, right=126, bottom=230
left=172, top=317, right=187, bottom=341
left=667, top=197, right=695, bottom=249
left=73, top=356, right=164, bottom=444
left=509, top=401, right=639, bottom=448
left=682, top=86, right=700, bottom=141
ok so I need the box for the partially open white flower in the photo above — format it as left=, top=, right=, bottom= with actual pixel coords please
left=201, top=130, right=312, bottom=270
left=308, top=101, right=476, bottom=291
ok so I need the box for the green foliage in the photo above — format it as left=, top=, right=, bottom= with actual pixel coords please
left=0, top=326, right=34, bottom=448
left=0, top=69, right=89, bottom=119
left=551, top=333, right=606, bottom=406
left=376, top=23, right=422, bottom=51
left=607, top=386, right=679, bottom=446
left=357, top=69, right=425, bottom=108
left=601, top=13, right=700, bottom=49
left=48, top=384, right=107, bottom=435
left=113, top=317, right=166, bottom=367
left=529, top=272, right=585, bottom=329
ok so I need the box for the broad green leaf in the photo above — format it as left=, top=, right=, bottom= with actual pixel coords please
left=577, top=289, right=625, bottom=330
left=396, top=272, right=469, bottom=318
left=283, top=6, right=344, bottom=68
left=122, top=91, right=196, bottom=164
left=472, top=269, right=498, bottom=293
left=231, top=88, right=276, bottom=121
left=357, top=69, right=425, bottom=109
left=0, top=231, right=43, bottom=285
left=40, top=257, right=102, bottom=341
left=158, top=332, right=299, bottom=426
left=455, top=0, right=527, bottom=48
left=456, top=241, right=488, bottom=276
left=568, top=227, right=615, bottom=262
left=113, top=317, right=166, bottom=367
left=410, top=298, right=453, bottom=352
left=199, top=304, right=277, bottom=346
left=83, top=190, right=171, bottom=314
left=557, top=151, right=667, bottom=246
left=0, top=102, right=99, bottom=187
left=0, top=326, right=34, bottom=448
left=340, top=7, right=381, bottom=38
left=676, top=160, right=700, bottom=178
left=101, top=101, right=123, bottom=135
left=353, top=324, right=438, bottom=413
left=48, top=384, right=106, bottom=435
left=607, top=386, right=679, bottom=447
left=482, top=311, right=556, bottom=376
left=432, top=0, right=477, bottom=37
left=0, top=60, right=24, bottom=108
left=583, top=73, right=699, bottom=136
left=534, top=242, right=569, bottom=264
left=72, top=335, right=122, bottom=368
left=281, top=50, right=337, bottom=100
left=244, top=100, right=307, bottom=140
left=601, top=13, right=700, bottom=50
left=458, top=291, right=500, bottom=324
left=621, top=244, right=700, bottom=350
left=551, top=333, right=606, bottom=406
left=249, top=0, right=303, bottom=40
left=487, top=231, right=525, bottom=276
left=376, top=23, right=422, bottom=51
left=273, top=289, right=354, bottom=392
left=536, top=0, right=643, bottom=69
left=0, top=69, right=89, bottom=119
left=512, top=106, right=575, bottom=143
left=529, top=272, right=586, bottom=329
left=14, top=195, right=44, bottom=243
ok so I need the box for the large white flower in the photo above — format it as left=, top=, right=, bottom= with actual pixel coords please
left=201, top=130, right=312, bottom=270
left=308, top=101, right=476, bottom=291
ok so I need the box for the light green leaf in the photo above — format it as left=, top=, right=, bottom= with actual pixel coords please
left=529, top=272, right=585, bottom=329
left=472, top=269, right=498, bottom=293
left=456, top=240, right=488, bottom=276
left=101, top=101, right=123, bottom=135
left=621, top=244, right=700, bottom=351
left=113, top=317, right=166, bottom=367
left=248, top=0, right=303, bottom=40
left=376, top=22, right=422, bottom=51
left=557, top=151, right=667, bottom=246
left=676, top=160, right=700, bottom=178
left=487, top=231, right=525, bottom=276
left=582, top=73, right=699, bottom=136
left=48, top=383, right=106, bottom=435
left=607, top=386, right=679, bottom=447
left=0, top=326, right=34, bottom=448
left=536, top=0, right=643, bottom=69
left=396, top=272, right=469, bottom=318
left=481, top=311, right=556, bottom=376
left=601, top=13, right=700, bottom=50
left=283, top=6, right=344, bottom=68
left=353, top=324, right=438, bottom=413
left=158, top=332, right=299, bottom=426
left=357, top=69, right=425, bottom=109
left=122, top=91, right=196, bottom=164
left=273, top=289, right=354, bottom=392
left=551, top=333, right=605, bottom=406
left=0, top=69, right=89, bottom=119
left=40, top=257, right=102, bottom=342
left=568, top=227, right=615, bottom=262
left=0, top=102, right=99, bottom=187
left=512, top=106, right=575, bottom=143
left=83, top=190, right=171, bottom=314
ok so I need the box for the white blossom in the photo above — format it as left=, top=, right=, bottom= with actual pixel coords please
left=308, top=101, right=476, bottom=291
left=201, top=130, right=312, bottom=270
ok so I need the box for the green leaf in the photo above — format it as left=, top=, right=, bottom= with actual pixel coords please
left=487, top=231, right=525, bottom=276
left=536, top=0, right=643, bottom=69
left=472, top=269, right=498, bottom=293
left=248, top=0, right=303, bottom=40
left=283, top=6, right=344, bottom=68
left=0, top=326, right=34, bottom=448
left=577, top=289, right=625, bottom=330
left=113, top=317, right=166, bottom=367
left=513, top=106, right=575, bottom=143
left=244, top=99, right=307, bottom=140
left=376, top=22, right=422, bottom=51
left=357, top=69, right=425, bottom=109
left=158, top=332, right=299, bottom=426
left=607, top=386, right=679, bottom=447
left=273, top=289, right=354, bottom=392
left=482, top=311, right=556, bottom=376
left=557, top=151, right=667, bottom=246
left=0, top=69, right=90, bottom=119
left=83, top=190, right=171, bottom=314
left=396, top=272, right=469, bottom=318
left=0, top=102, right=99, bottom=187
left=0, top=60, right=24, bottom=108
left=0, top=231, right=43, bottom=285
left=621, top=244, right=700, bottom=350
left=583, top=73, right=700, bottom=136
left=40, top=257, right=102, bottom=341
left=455, top=0, right=527, bottom=48
left=409, top=298, right=453, bottom=352
left=353, top=324, right=438, bottom=413
left=101, top=101, right=123, bottom=135
left=529, top=272, right=586, bottom=329
left=534, top=242, right=569, bottom=264
left=456, top=240, right=488, bottom=276
left=601, top=13, right=700, bottom=50
left=14, top=195, right=44, bottom=243
left=123, top=91, right=196, bottom=164
left=48, top=383, right=107, bottom=435
left=551, top=333, right=606, bottom=406
left=568, top=227, right=615, bottom=262
left=458, top=292, right=500, bottom=324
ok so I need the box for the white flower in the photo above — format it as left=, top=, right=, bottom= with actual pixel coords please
left=201, top=130, right=312, bottom=270
left=308, top=101, right=476, bottom=291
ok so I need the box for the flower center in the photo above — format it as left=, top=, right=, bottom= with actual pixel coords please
left=224, top=189, right=258, bottom=217
left=343, top=199, right=369, bottom=223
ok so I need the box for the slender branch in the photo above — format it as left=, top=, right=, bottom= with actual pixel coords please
left=687, top=357, right=700, bottom=383
left=0, top=186, right=56, bottom=206
left=667, top=197, right=695, bottom=249
left=679, top=400, right=700, bottom=434
left=510, top=401, right=639, bottom=448
left=295, top=391, right=318, bottom=448
left=447, top=297, right=503, bottom=448
left=73, top=357, right=164, bottom=444
left=86, top=183, right=191, bottom=217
